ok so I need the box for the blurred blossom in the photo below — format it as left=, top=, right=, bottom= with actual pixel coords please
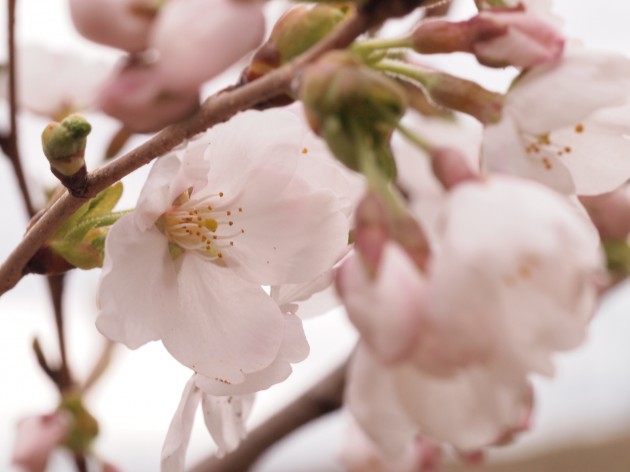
left=11, top=412, right=70, bottom=472
left=70, top=0, right=266, bottom=130
left=0, top=44, right=112, bottom=119
left=342, top=176, right=603, bottom=458
left=482, top=47, right=630, bottom=195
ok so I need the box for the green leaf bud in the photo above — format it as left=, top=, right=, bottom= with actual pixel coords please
left=42, top=114, right=91, bottom=177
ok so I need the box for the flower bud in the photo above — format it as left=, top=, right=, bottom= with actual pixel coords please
left=41, top=114, right=91, bottom=177
left=420, top=71, right=503, bottom=124
left=430, top=147, right=478, bottom=189
left=300, top=51, right=407, bottom=178
left=242, top=3, right=347, bottom=106
left=411, top=11, right=563, bottom=68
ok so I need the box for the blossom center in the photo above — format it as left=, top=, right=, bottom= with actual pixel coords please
left=161, top=190, right=244, bottom=260
left=522, top=124, right=584, bottom=170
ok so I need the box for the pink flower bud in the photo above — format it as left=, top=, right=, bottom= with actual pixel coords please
left=581, top=185, right=630, bottom=241
left=69, top=0, right=155, bottom=52
left=430, top=147, right=478, bottom=189
left=12, top=412, right=70, bottom=472
left=473, top=12, right=565, bottom=67
left=98, top=63, right=199, bottom=132
left=411, top=12, right=564, bottom=68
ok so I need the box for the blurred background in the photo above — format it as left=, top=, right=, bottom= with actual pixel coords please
left=1, top=0, right=630, bottom=470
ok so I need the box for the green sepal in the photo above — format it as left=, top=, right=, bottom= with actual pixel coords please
left=59, top=392, right=99, bottom=455
left=49, top=183, right=127, bottom=270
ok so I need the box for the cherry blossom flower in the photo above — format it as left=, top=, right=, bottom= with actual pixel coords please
left=482, top=48, right=630, bottom=195
left=97, top=108, right=350, bottom=386
left=11, top=412, right=70, bottom=472
left=341, top=176, right=603, bottom=456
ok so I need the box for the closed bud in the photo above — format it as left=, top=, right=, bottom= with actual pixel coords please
left=300, top=51, right=407, bottom=178
left=430, top=147, right=478, bottom=189
left=412, top=11, right=563, bottom=68
left=41, top=114, right=91, bottom=177
left=421, top=71, right=503, bottom=124
left=243, top=3, right=348, bottom=100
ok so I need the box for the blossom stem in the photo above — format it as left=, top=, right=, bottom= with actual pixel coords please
left=395, top=121, right=433, bottom=153
left=352, top=37, right=412, bottom=56
left=190, top=361, right=348, bottom=472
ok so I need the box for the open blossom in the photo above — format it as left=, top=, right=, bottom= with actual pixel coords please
left=482, top=48, right=630, bottom=195
left=340, top=176, right=603, bottom=459
left=97, top=109, right=350, bottom=385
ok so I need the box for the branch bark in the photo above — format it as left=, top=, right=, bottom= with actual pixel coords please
left=190, top=361, right=348, bottom=472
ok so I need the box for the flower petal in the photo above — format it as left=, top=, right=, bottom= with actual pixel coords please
left=161, top=375, right=201, bottom=472
left=97, top=220, right=177, bottom=349
left=394, top=363, right=531, bottom=450
left=161, top=254, right=284, bottom=382
left=200, top=393, right=255, bottom=458
left=193, top=313, right=308, bottom=396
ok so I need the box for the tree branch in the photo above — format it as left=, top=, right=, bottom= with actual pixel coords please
left=190, top=361, right=348, bottom=472
left=0, top=8, right=371, bottom=296
left=0, top=0, right=432, bottom=296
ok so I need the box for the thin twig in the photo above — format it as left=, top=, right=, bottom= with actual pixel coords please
left=0, top=9, right=372, bottom=296
left=47, top=273, right=73, bottom=389
left=5, top=0, right=35, bottom=217
left=190, top=361, right=348, bottom=472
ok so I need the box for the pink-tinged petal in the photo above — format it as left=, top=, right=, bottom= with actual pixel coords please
left=548, top=104, right=630, bottom=195
left=17, top=44, right=111, bottom=117
left=12, top=412, right=70, bottom=472
left=394, top=363, right=530, bottom=450
left=161, top=254, right=283, bottom=383
left=97, top=220, right=177, bottom=349
left=581, top=185, right=630, bottom=240
left=482, top=115, right=575, bottom=193
left=346, top=346, right=418, bottom=459
left=429, top=177, right=601, bottom=376
left=221, top=170, right=349, bottom=285
left=473, top=12, right=564, bottom=68
left=193, top=313, right=308, bottom=396
left=193, top=110, right=303, bottom=198
left=69, top=0, right=153, bottom=52
left=338, top=243, right=428, bottom=364
left=134, top=154, right=187, bottom=231
left=506, top=49, right=630, bottom=134
left=200, top=393, right=255, bottom=458
left=151, top=0, right=265, bottom=90
left=98, top=63, right=199, bottom=133
left=161, top=376, right=201, bottom=472
left=340, top=417, right=428, bottom=472
left=294, top=128, right=365, bottom=218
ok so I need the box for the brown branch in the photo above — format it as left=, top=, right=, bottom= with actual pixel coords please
left=0, top=9, right=371, bottom=296
left=190, top=361, right=348, bottom=472
left=5, top=0, right=35, bottom=217
left=0, top=0, right=432, bottom=296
